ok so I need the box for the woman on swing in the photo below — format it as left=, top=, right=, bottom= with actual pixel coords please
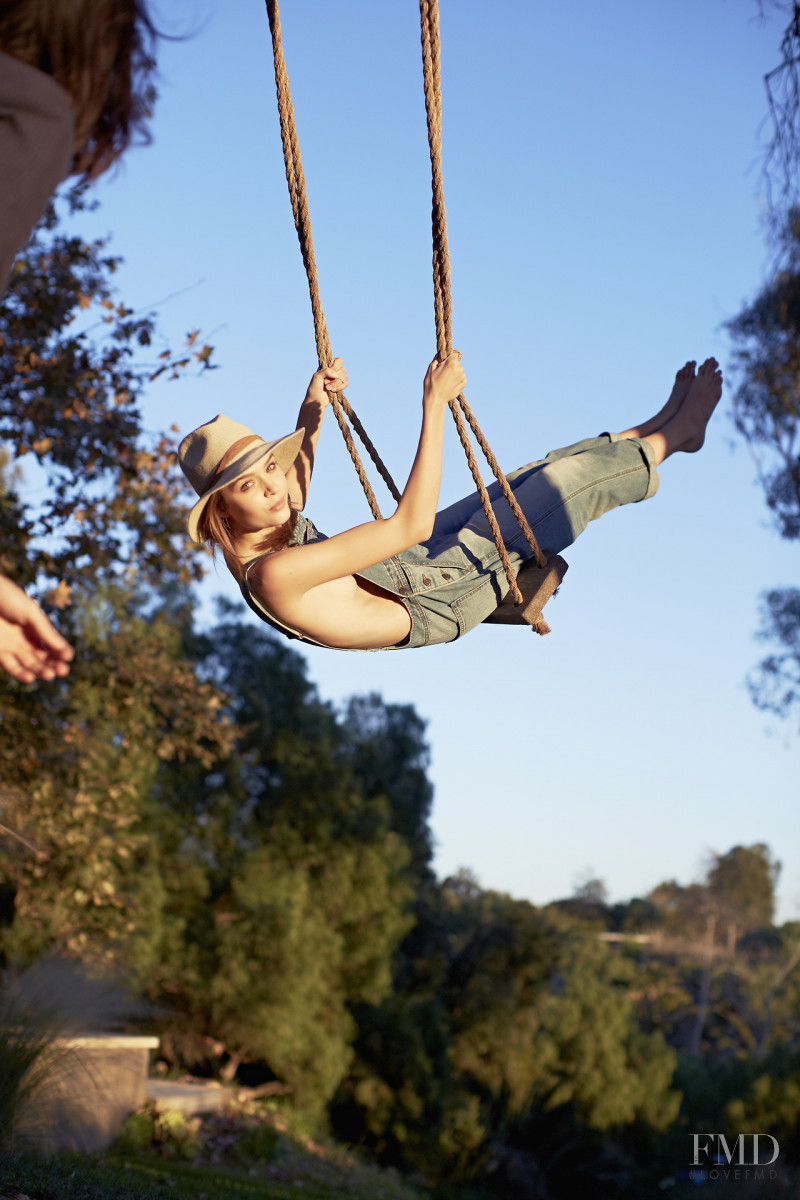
left=178, top=351, right=722, bottom=651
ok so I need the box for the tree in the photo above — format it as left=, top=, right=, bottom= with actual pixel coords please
left=572, top=875, right=608, bottom=906
left=0, top=190, right=233, bottom=973
left=330, top=880, right=561, bottom=1180
left=635, top=846, right=798, bottom=1066
left=339, top=693, right=435, bottom=878
left=726, top=210, right=800, bottom=729
left=444, top=889, right=561, bottom=1115
left=0, top=187, right=215, bottom=603
left=647, top=879, right=711, bottom=943
left=331, top=879, right=459, bottom=1178
left=722, top=6, right=800, bottom=730
left=204, top=829, right=413, bottom=1120
left=524, top=933, right=680, bottom=1134
left=727, top=214, right=800, bottom=541
left=551, top=874, right=612, bottom=927
left=759, top=1, right=800, bottom=216
left=145, top=612, right=427, bottom=1121
left=707, top=843, right=781, bottom=936
left=0, top=596, right=236, bottom=974
left=749, top=585, right=800, bottom=727
left=334, top=878, right=682, bottom=1188
left=726, top=1048, right=800, bottom=1164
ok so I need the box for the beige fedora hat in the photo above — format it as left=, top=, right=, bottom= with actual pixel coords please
left=179, top=414, right=305, bottom=543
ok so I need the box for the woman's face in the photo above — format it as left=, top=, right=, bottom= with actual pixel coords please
left=219, top=455, right=291, bottom=534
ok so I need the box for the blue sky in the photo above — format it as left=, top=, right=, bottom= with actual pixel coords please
left=62, top=0, right=798, bottom=918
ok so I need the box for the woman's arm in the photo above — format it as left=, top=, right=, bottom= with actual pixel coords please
left=286, top=357, right=348, bottom=509
left=254, top=352, right=466, bottom=597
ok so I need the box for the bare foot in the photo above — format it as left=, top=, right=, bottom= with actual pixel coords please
left=676, top=358, right=723, bottom=451
left=647, top=358, right=723, bottom=461
left=622, top=361, right=696, bottom=439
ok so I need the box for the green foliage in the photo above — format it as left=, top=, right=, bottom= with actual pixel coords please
left=141, top=612, right=424, bottom=1123
left=726, top=1050, right=800, bottom=1163
left=639, top=851, right=797, bottom=1063
left=0, top=187, right=215, bottom=600
left=612, top=897, right=661, bottom=934
left=332, top=838, right=795, bottom=1190
left=526, top=934, right=680, bottom=1133
left=115, top=1108, right=156, bottom=1152
left=499, top=1103, right=642, bottom=1200
left=116, top=1101, right=284, bottom=1165
left=334, top=881, right=681, bottom=1189
left=107, top=1100, right=430, bottom=1199
left=204, top=833, right=413, bottom=1120
left=0, top=604, right=235, bottom=972
left=149, top=1109, right=201, bottom=1159
left=647, top=880, right=711, bottom=943
left=726, top=207, right=800, bottom=729
left=670, top=1044, right=800, bottom=1173
left=333, top=982, right=452, bottom=1177
left=750, top=586, right=800, bottom=730
left=648, top=844, right=782, bottom=952
left=339, top=693, right=435, bottom=877
left=707, top=844, right=781, bottom=932
left=0, top=187, right=233, bottom=973
left=727, top=210, right=800, bottom=543
left=116, top=1106, right=204, bottom=1160
left=445, top=890, right=561, bottom=1115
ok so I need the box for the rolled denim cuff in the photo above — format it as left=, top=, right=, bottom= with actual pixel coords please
left=607, top=432, right=660, bottom=501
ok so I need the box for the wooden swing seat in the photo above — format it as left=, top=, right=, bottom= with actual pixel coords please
left=483, top=554, right=569, bottom=634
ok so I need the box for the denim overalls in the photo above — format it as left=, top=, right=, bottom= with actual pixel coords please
left=240, top=433, right=659, bottom=650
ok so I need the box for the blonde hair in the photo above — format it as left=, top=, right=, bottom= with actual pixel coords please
left=0, top=0, right=158, bottom=180
left=197, top=491, right=300, bottom=584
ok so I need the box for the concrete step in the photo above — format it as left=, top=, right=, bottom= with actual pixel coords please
left=145, top=1078, right=228, bottom=1116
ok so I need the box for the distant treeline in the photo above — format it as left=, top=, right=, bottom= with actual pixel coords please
left=2, top=594, right=798, bottom=1198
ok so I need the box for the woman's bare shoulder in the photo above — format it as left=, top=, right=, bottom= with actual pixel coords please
left=246, top=547, right=295, bottom=588
left=246, top=541, right=327, bottom=597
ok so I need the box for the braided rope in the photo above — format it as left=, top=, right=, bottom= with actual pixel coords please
left=264, top=0, right=401, bottom=515
left=265, top=0, right=546, bottom=615
left=419, top=0, right=546, bottom=590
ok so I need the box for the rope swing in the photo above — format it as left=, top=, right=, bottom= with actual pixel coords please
left=264, top=0, right=400, bottom=519
left=264, top=0, right=568, bottom=633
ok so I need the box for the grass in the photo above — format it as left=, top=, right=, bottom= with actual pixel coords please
left=0, top=1085, right=494, bottom=1200
left=0, top=1153, right=498, bottom=1200
left=0, top=1151, right=345, bottom=1199
left=0, top=1132, right=431, bottom=1200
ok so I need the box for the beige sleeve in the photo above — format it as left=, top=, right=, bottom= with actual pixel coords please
left=0, top=50, right=74, bottom=293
